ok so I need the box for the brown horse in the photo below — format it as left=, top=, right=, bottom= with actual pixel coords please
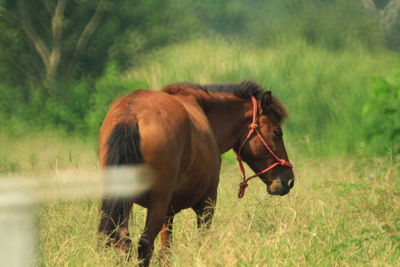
left=98, top=81, right=294, bottom=266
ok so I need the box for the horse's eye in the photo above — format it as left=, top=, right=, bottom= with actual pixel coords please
left=274, top=130, right=283, bottom=137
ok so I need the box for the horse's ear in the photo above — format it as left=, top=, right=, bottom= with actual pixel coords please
left=261, top=91, right=272, bottom=109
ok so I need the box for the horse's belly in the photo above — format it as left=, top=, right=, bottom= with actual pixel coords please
left=169, top=152, right=220, bottom=210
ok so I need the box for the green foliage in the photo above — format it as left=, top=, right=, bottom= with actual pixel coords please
left=78, top=0, right=202, bottom=72
left=0, top=83, right=21, bottom=117
left=86, top=64, right=148, bottom=136
left=0, top=65, right=147, bottom=135
left=0, top=0, right=201, bottom=90
left=196, top=0, right=383, bottom=51
left=0, top=0, right=399, bottom=157
left=36, top=64, right=148, bottom=135
left=129, top=38, right=399, bottom=157
left=43, top=79, right=93, bottom=132
left=0, top=0, right=387, bottom=91
left=363, top=72, right=400, bottom=154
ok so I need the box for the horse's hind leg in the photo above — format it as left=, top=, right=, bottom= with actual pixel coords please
left=98, top=198, right=134, bottom=253
left=158, top=213, right=175, bottom=266
left=160, top=213, right=174, bottom=252
left=138, top=196, right=172, bottom=267
left=114, top=199, right=134, bottom=253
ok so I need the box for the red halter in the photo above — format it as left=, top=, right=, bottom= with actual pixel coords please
left=235, top=95, right=293, bottom=198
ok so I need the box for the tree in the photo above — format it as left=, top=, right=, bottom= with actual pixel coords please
left=0, top=0, right=205, bottom=97
left=0, top=0, right=107, bottom=91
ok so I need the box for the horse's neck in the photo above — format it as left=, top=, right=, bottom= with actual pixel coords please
left=200, top=96, right=250, bottom=154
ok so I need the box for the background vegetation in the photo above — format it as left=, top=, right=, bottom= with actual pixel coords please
left=1, top=0, right=399, bottom=155
left=0, top=0, right=399, bottom=266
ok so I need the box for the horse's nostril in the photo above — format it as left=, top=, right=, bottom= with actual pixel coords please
left=288, top=179, right=294, bottom=188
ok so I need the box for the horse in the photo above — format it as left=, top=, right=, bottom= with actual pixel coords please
left=98, top=80, right=295, bottom=266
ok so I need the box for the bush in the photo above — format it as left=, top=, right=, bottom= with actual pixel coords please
left=86, top=63, right=148, bottom=136
left=0, top=83, right=21, bottom=118
left=363, top=72, right=400, bottom=154
left=0, top=64, right=148, bottom=136
left=43, top=79, right=92, bottom=133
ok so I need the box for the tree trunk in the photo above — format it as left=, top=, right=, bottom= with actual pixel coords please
left=360, top=0, right=400, bottom=33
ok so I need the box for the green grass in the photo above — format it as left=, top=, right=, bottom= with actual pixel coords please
left=0, top=133, right=97, bottom=175
left=0, top=135, right=398, bottom=266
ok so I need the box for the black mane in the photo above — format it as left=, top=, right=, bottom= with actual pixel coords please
left=162, top=80, right=288, bottom=123
left=162, top=80, right=265, bottom=99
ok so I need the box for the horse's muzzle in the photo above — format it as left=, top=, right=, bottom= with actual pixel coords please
left=266, top=178, right=294, bottom=196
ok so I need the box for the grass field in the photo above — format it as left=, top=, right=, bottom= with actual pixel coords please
left=1, top=134, right=398, bottom=266
left=1, top=37, right=399, bottom=266
left=2, top=0, right=400, bottom=265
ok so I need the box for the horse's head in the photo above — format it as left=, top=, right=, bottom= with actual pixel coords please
left=235, top=91, right=294, bottom=196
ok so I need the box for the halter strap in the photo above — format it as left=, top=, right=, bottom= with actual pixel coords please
left=235, top=96, right=293, bottom=198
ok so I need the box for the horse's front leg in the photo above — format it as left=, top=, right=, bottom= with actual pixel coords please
left=192, top=189, right=217, bottom=231
left=138, top=198, right=171, bottom=267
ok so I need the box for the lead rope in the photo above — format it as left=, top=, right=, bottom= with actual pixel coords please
left=236, top=96, right=293, bottom=198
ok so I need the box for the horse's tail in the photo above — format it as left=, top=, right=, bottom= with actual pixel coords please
left=98, top=122, right=143, bottom=237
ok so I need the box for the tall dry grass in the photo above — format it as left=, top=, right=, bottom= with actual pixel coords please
left=35, top=153, right=398, bottom=266
left=1, top=135, right=396, bottom=266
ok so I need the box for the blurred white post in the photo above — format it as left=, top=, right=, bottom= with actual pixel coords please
left=0, top=165, right=153, bottom=267
left=0, top=185, right=35, bottom=267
